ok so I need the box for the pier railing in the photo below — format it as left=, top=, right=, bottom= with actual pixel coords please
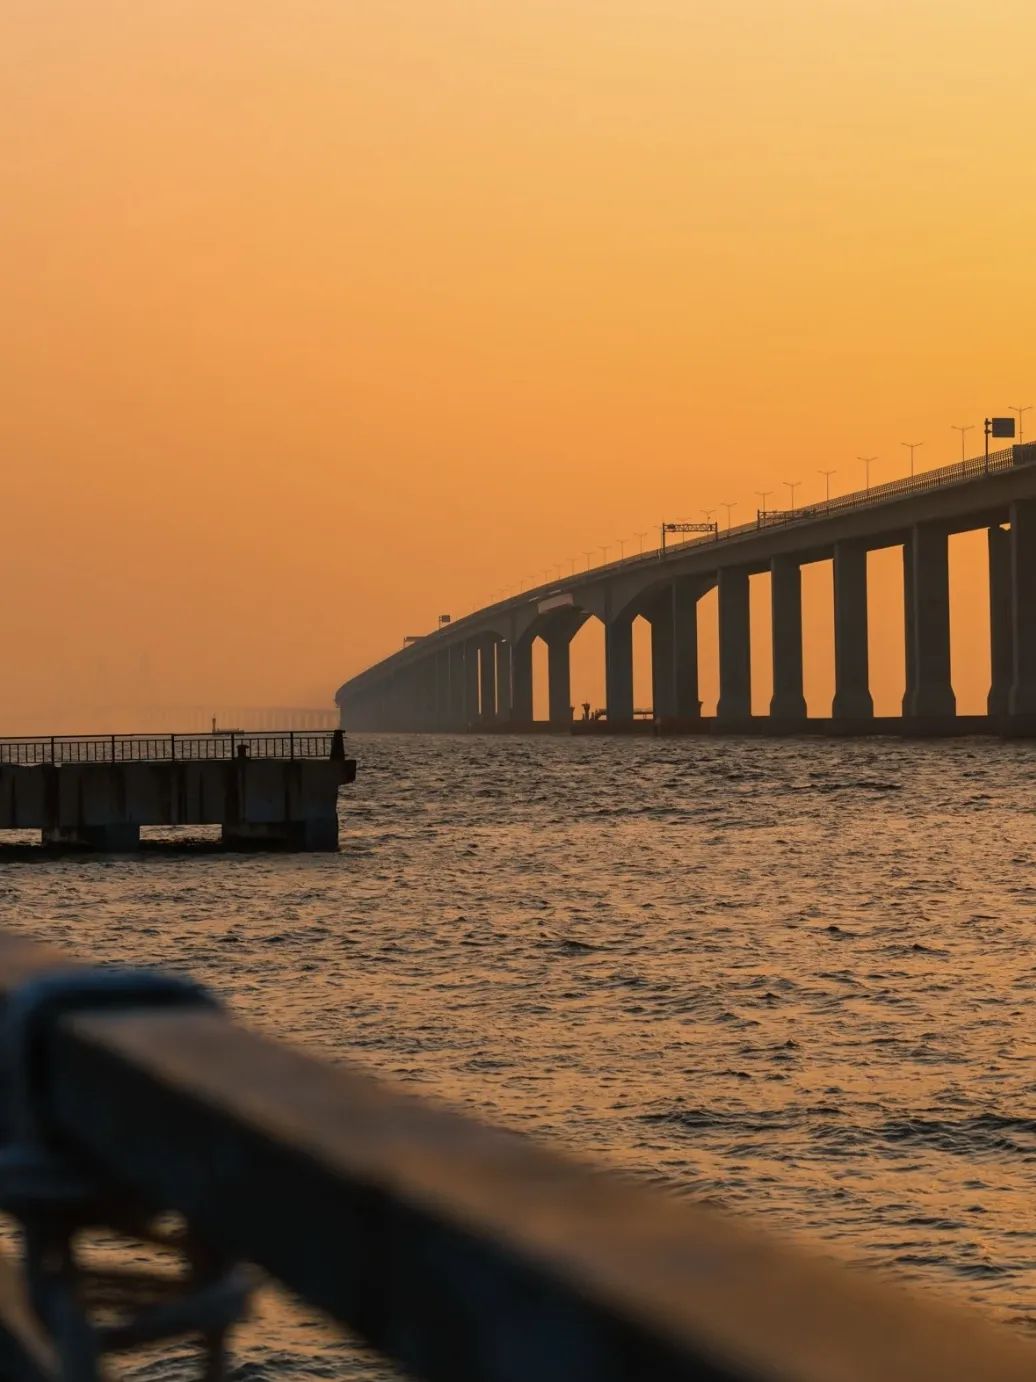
left=0, top=731, right=336, bottom=767
left=0, top=930, right=1032, bottom=1380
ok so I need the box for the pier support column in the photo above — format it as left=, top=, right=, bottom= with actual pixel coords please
left=832, top=542, right=873, bottom=719
left=478, top=638, right=497, bottom=721
left=649, top=601, right=675, bottom=719
left=448, top=644, right=467, bottom=729
left=511, top=638, right=534, bottom=722
left=905, top=524, right=956, bottom=719
left=546, top=632, right=573, bottom=726
left=649, top=578, right=702, bottom=719
left=769, top=556, right=806, bottom=721
left=605, top=616, right=634, bottom=724
left=434, top=649, right=451, bottom=730
left=1009, top=499, right=1036, bottom=716
left=717, top=567, right=751, bottom=721
left=418, top=657, right=437, bottom=730
left=496, top=641, right=513, bottom=720
left=463, top=640, right=480, bottom=727
left=988, top=524, right=1013, bottom=718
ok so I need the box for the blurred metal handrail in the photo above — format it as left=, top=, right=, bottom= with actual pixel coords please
left=0, top=931, right=1033, bottom=1381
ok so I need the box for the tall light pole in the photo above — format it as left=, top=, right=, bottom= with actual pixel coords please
left=1009, top=404, right=1032, bottom=442
left=701, top=509, right=716, bottom=533
left=783, top=480, right=800, bottom=510
left=616, top=537, right=627, bottom=559
left=818, top=469, right=836, bottom=507
left=584, top=550, right=594, bottom=572
left=901, top=440, right=923, bottom=477
left=634, top=529, right=649, bottom=554
left=568, top=556, right=577, bottom=576
left=857, top=455, right=876, bottom=493
left=951, top=425, right=973, bottom=462
left=599, top=544, right=611, bottom=565
left=721, top=502, right=735, bottom=531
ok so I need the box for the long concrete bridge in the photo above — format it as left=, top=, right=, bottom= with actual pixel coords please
left=336, top=444, right=1036, bottom=734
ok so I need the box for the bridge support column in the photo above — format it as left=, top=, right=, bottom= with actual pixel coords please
left=448, top=645, right=468, bottom=730
left=769, top=556, right=806, bottom=721
left=988, top=524, right=1013, bottom=718
left=605, top=617, right=634, bottom=724
left=478, top=638, right=497, bottom=721
left=546, top=632, right=573, bottom=726
left=905, top=524, right=955, bottom=719
left=511, top=638, right=534, bottom=722
left=419, top=657, right=437, bottom=730
left=832, top=542, right=873, bottom=719
left=434, top=650, right=450, bottom=730
left=717, top=568, right=751, bottom=721
left=649, top=603, right=675, bottom=719
left=496, top=641, right=513, bottom=720
left=650, top=578, right=701, bottom=719
left=463, top=640, right=479, bottom=727
left=1009, top=499, right=1036, bottom=716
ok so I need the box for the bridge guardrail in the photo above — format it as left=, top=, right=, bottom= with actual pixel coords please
left=0, top=930, right=1032, bottom=1380
left=0, top=732, right=336, bottom=767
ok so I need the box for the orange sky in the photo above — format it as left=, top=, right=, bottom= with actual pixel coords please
left=2, top=1, right=1034, bottom=730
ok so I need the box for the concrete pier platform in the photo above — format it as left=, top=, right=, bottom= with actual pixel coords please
left=0, top=731, right=356, bottom=851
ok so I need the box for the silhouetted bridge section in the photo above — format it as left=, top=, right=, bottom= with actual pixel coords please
left=337, top=444, right=1036, bottom=734
left=0, top=929, right=1031, bottom=1379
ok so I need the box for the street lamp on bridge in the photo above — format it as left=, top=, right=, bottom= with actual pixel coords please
left=783, top=480, right=800, bottom=510
left=1009, top=404, right=1032, bottom=442
left=951, top=425, right=973, bottom=461
left=721, top=502, right=735, bottom=531
left=901, top=440, right=923, bottom=477
left=857, top=456, right=877, bottom=493
left=818, top=469, right=836, bottom=507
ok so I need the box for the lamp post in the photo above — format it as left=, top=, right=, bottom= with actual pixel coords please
left=634, top=529, right=649, bottom=554
left=616, top=537, right=627, bottom=559
left=951, top=425, right=973, bottom=462
left=783, top=480, right=800, bottom=510
left=818, top=469, right=836, bottom=507
left=599, top=544, right=611, bottom=565
left=901, top=441, right=923, bottom=477
left=721, top=502, right=735, bottom=531
left=584, top=551, right=594, bottom=572
left=1009, top=405, right=1032, bottom=442
left=857, top=455, right=876, bottom=494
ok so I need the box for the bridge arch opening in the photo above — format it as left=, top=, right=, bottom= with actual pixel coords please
left=801, top=558, right=834, bottom=717
left=867, top=546, right=906, bottom=715
left=948, top=528, right=991, bottom=715
left=632, top=615, right=652, bottom=716
left=697, top=587, right=718, bottom=716
left=570, top=616, right=605, bottom=718
left=749, top=572, right=772, bottom=715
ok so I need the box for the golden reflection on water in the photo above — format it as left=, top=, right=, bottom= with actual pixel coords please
left=5, top=733, right=1036, bottom=1376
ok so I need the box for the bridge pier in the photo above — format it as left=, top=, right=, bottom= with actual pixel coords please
left=511, top=637, right=534, bottom=722
left=905, top=524, right=956, bottom=719
left=988, top=524, right=1013, bottom=717
left=478, top=637, right=497, bottom=721
left=717, top=567, right=751, bottom=721
left=546, top=631, right=573, bottom=725
left=605, top=616, right=634, bottom=723
left=769, top=556, right=806, bottom=721
left=1009, top=498, right=1036, bottom=716
left=496, top=640, right=513, bottom=720
left=434, top=649, right=450, bottom=730
left=649, top=579, right=702, bottom=719
left=832, top=542, right=873, bottom=719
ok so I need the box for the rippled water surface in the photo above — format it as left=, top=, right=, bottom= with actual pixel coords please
left=3, top=732, right=1036, bottom=1376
